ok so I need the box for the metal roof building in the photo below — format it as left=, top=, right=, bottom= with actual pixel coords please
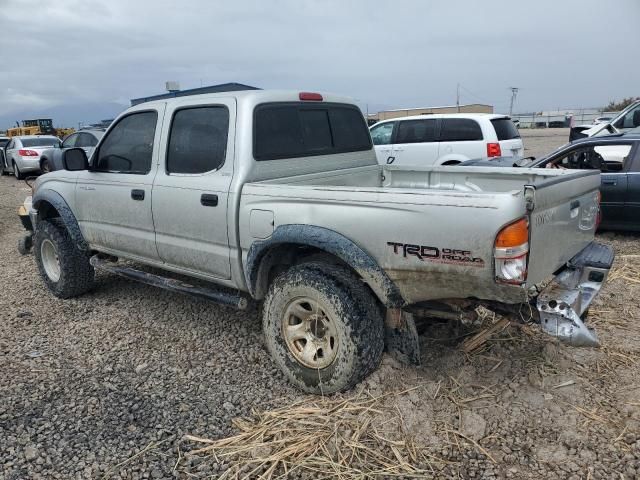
left=130, top=82, right=260, bottom=106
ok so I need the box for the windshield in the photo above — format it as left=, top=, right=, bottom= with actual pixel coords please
left=21, top=137, right=60, bottom=147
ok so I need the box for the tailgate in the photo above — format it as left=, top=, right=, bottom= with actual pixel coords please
left=526, top=170, right=601, bottom=285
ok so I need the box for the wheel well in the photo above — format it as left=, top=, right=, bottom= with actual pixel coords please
left=441, top=160, right=461, bottom=166
left=253, top=244, right=362, bottom=300
left=35, top=200, right=61, bottom=221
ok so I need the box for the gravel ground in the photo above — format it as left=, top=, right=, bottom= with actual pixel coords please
left=1, top=132, right=639, bottom=479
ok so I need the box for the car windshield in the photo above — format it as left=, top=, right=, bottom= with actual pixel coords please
left=21, top=138, right=59, bottom=147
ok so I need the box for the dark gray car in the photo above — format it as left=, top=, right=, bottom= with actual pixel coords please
left=39, top=129, right=104, bottom=173
left=461, top=131, right=640, bottom=231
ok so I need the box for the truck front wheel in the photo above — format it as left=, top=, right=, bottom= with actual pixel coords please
left=34, top=219, right=95, bottom=298
left=263, top=263, right=384, bottom=394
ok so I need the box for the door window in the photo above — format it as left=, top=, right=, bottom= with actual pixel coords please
left=76, top=133, right=98, bottom=148
left=94, top=111, right=158, bottom=174
left=62, top=134, right=78, bottom=148
left=544, top=144, right=633, bottom=172
left=439, top=119, right=483, bottom=142
left=370, top=123, right=394, bottom=145
left=395, top=119, right=437, bottom=144
left=167, top=106, right=229, bottom=174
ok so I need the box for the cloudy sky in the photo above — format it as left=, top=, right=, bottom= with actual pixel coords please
left=1, top=0, right=638, bottom=128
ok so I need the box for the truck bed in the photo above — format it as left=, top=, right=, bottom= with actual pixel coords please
left=241, top=165, right=601, bottom=305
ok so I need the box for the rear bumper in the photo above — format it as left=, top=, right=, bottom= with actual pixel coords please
left=536, top=242, right=614, bottom=347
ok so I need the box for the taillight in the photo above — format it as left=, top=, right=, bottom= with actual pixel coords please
left=487, top=142, right=502, bottom=157
left=299, top=92, right=323, bottom=101
left=495, top=218, right=529, bottom=284
left=18, top=149, right=38, bottom=157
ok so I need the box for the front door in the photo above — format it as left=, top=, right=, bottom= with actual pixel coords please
left=75, top=107, right=164, bottom=261
left=152, top=98, right=235, bottom=279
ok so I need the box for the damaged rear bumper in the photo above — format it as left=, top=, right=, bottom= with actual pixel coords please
left=536, top=242, right=614, bottom=347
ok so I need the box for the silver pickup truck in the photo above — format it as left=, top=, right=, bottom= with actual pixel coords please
left=18, top=90, right=614, bottom=393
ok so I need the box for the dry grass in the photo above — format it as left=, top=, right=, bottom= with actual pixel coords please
left=182, top=389, right=455, bottom=479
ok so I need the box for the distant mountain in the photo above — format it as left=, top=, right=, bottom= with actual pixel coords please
left=0, top=102, right=129, bottom=131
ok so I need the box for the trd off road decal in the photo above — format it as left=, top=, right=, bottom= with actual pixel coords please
left=387, top=242, right=484, bottom=267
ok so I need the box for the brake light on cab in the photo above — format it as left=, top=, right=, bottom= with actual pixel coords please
left=487, top=143, right=502, bottom=158
left=495, top=218, right=529, bottom=284
left=299, top=92, right=323, bottom=101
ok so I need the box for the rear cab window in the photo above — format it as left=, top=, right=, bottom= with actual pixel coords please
left=491, top=118, right=520, bottom=140
left=253, top=103, right=371, bottom=160
left=439, top=119, right=483, bottom=142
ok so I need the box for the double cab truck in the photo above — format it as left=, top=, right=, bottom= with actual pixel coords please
left=18, top=90, right=614, bottom=394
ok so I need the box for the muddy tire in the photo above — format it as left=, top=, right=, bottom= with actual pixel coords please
left=34, top=218, right=94, bottom=298
left=263, top=262, right=384, bottom=394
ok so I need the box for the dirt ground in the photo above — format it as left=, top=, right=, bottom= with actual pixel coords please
left=1, top=131, right=639, bottom=479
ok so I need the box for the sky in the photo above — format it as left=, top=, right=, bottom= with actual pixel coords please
left=0, top=0, right=639, bottom=129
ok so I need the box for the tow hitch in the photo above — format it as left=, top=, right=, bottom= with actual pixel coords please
left=536, top=242, right=614, bottom=347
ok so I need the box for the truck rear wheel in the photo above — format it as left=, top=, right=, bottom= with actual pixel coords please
left=34, top=219, right=95, bottom=298
left=263, top=263, right=384, bottom=394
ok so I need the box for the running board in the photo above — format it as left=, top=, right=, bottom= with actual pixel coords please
left=90, top=256, right=251, bottom=310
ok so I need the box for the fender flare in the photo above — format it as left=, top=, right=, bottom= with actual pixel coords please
left=244, top=224, right=405, bottom=308
left=32, top=189, right=88, bottom=251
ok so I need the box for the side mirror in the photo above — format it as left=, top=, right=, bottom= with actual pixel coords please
left=62, top=148, right=88, bottom=171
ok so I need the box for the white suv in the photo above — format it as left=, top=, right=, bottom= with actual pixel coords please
left=370, top=114, right=524, bottom=166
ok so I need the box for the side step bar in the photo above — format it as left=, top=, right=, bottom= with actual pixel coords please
left=90, top=256, right=251, bottom=310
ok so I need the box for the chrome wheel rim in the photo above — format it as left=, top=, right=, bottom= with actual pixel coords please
left=282, top=297, right=339, bottom=369
left=41, top=239, right=61, bottom=282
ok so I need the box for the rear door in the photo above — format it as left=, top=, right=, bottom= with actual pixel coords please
left=391, top=118, right=438, bottom=166
left=490, top=117, right=524, bottom=158
left=370, top=121, right=395, bottom=164
left=152, top=98, right=235, bottom=279
left=437, top=118, right=484, bottom=164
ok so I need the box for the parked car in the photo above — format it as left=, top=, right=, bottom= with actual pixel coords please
left=0, top=136, right=9, bottom=174
left=39, top=129, right=104, bottom=173
left=2, top=135, right=61, bottom=179
left=369, top=114, right=523, bottom=166
left=570, top=100, right=640, bottom=140
left=18, top=90, right=612, bottom=393
left=461, top=131, right=640, bottom=231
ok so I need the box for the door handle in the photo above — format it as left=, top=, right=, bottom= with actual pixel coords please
left=602, top=179, right=617, bottom=185
left=201, top=193, right=218, bottom=207
left=131, top=189, right=145, bottom=201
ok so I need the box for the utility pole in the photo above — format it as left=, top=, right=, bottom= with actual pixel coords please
left=456, top=83, right=460, bottom=112
left=509, top=87, right=519, bottom=116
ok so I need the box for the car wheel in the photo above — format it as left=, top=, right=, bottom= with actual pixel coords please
left=13, top=161, right=24, bottom=180
left=263, top=262, right=384, bottom=394
left=41, top=158, right=51, bottom=173
left=34, top=218, right=95, bottom=298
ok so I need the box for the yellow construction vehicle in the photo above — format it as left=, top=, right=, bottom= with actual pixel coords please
left=7, top=119, right=74, bottom=138
left=7, top=119, right=56, bottom=137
